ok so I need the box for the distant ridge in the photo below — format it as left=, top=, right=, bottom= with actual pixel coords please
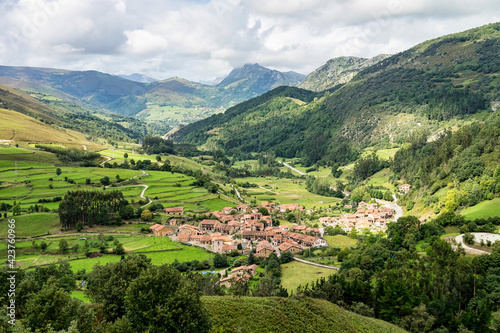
left=299, top=54, right=390, bottom=91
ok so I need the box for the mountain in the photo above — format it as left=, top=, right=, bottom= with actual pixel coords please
left=299, top=54, right=390, bottom=92
left=215, top=63, right=306, bottom=104
left=117, top=73, right=157, bottom=83
left=0, top=64, right=306, bottom=131
left=173, top=22, right=500, bottom=166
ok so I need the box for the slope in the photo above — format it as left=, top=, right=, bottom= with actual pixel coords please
left=202, top=296, right=406, bottom=333
left=175, top=22, right=500, bottom=167
left=0, top=84, right=145, bottom=146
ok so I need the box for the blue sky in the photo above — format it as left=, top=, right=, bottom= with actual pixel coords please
left=0, top=0, right=498, bottom=82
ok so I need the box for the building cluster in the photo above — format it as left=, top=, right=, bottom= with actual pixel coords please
left=320, top=202, right=395, bottom=232
left=149, top=203, right=327, bottom=260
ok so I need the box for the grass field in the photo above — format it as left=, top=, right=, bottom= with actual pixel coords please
left=0, top=213, right=60, bottom=238
left=0, top=147, right=34, bottom=154
left=281, top=261, right=337, bottom=292
left=461, top=198, right=500, bottom=220
left=71, top=290, right=90, bottom=303
left=239, top=177, right=341, bottom=209
left=324, top=235, right=358, bottom=249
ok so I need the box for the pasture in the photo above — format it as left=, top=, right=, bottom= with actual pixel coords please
left=281, top=261, right=337, bottom=292
left=324, top=235, right=358, bottom=249
left=461, top=198, right=500, bottom=220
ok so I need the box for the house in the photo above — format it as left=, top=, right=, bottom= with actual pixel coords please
left=278, top=240, right=301, bottom=254
left=255, top=240, right=274, bottom=257
left=279, top=204, right=304, bottom=213
left=222, top=207, right=235, bottom=215
left=177, top=233, right=191, bottom=242
left=165, top=207, right=184, bottom=215
left=236, top=204, right=252, bottom=213
left=199, top=219, right=218, bottom=232
left=168, top=218, right=180, bottom=226
left=178, top=224, right=201, bottom=235
left=241, top=230, right=268, bottom=241
left=149, top=224, right=174, bottom=237
left=212, top=236, right=234, bottom=254
left=231, top=264, right=258, bottom=277
left=399, top=184, right=411, bottom=194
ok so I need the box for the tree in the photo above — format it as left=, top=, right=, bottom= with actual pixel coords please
left=86, top=254, right=152, bottom=321
left=140, top=209, right=153, bottom=221
left=59, top=239, right=69, bottom=253
left=100, top=176, right=110, bottom=186
left=12, top=204, right=21, bottom=216
left=213, top=253, right=229, bottom=268
left=85, top=178, right=91, bottom=185
left=76, top=222, right=83, bottom=232
left=156, top=155, right=162, bottom=162
left=119, top=205, right=135, bottom=220
left=56, top=168, right=62, bottom=176
left=258, top=207, right=270, bottom=216
left=124, top=153, right=128, bottom=159
left=125, top=265, right=211, bottom=332
left=24, top=284, right=96, bottom=332
left=114, top=243, right=125, bottom=255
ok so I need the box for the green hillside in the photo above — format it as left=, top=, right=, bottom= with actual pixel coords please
left=202, top=296, right=406, bottom=333
left=0, top=84, right=146, bottom=146
left=174, top=22, right=500, bottom=167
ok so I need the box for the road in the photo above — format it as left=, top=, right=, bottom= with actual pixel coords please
left=277, top=161, right=306, bottom=176
left=455, top=232, right=500, bottom=255
left=99, top=155, right=112, bottom=166
left=375, top=194, right=403, bottom=221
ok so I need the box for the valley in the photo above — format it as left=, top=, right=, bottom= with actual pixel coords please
left=1, top=22, right=500, bottom=333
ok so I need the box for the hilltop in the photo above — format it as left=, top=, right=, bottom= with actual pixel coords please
left=299, top=55, right=390, bottom=92
left=202, top=296, right=406, bottom=333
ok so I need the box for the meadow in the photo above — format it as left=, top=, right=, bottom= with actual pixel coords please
left=324, top=235, right=358, bottom=249
left=281, top=261, right=337, bottom=292
left=461, top=198, right=500, bottom=220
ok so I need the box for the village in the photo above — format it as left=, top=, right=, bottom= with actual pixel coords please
left=148, top=200, right=397, bottom=286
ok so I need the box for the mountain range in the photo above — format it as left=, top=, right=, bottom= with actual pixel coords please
left=0, top=63, right=305, bottom=132
left=173, top=22, right=500, bottom=166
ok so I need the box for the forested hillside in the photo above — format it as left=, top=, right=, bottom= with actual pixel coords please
left=174, top=23, right=500, bottom=167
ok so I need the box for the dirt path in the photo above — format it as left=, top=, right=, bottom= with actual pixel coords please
left=231, top=185, right=247, bottom=203
left=99, top=155, right=112, bottom=166
left=277, top=161, right=306, bottom=176
left=293, top=257, right=339, bottom=270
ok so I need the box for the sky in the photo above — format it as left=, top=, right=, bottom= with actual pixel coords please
left=0, top=0, right=499, bottom=82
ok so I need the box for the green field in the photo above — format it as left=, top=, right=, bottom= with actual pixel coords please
left=0, top=147, right=34, bottom=154
left=238, top=176, right=341, bottom=209
left=324, top=235, right=358, bottom=249
left=461, top=198, right=500, bottom=220
left=71, top=290, right=90, bottom=303
left=0, top=213, right=60, bottom=238
left=202, top=296, right=406, bottom=333
left=281, top=261, right=337, bottom=292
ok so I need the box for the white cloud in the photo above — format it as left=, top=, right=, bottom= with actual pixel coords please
left=0, top=0, right=498, bottom=81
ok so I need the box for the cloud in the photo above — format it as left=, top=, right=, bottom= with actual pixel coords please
left=0, top=0, right=498, bottom=81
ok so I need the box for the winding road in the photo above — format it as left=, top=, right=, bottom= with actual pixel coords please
left=375, top=194, right=403, bottom=221
left=455, top=232, right=500, bottom=255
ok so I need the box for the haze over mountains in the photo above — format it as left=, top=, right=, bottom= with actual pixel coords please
left=0, top=63, right=306, bottom=131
